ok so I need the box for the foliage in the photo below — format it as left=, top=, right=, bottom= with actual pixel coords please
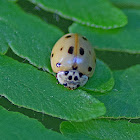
left=0, top=0, right=139, bottom=139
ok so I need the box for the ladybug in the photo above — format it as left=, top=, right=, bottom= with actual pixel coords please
left=51, top=33, right=96, bottom=89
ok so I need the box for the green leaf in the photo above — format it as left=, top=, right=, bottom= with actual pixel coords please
left=0, top=106, right=67, bottom=140
left=69, top=9, right=140, bottom=54
left=81, top=59, right=114, bottom=93
left=0, top=0, right=64, bottom=73
left=95, top=65, right=140, bottom=118
left=28, top=0, right=127, bottom=29
left=60, top=119, right=140, bottom=140
left=0, top=55, right=106, bottom=121
left=0, top=21, right=12, bottom=55
left=111, top=0, right=140, bottom=8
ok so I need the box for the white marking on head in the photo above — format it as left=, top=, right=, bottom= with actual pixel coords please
left=57, top=70, right=88, bottom=89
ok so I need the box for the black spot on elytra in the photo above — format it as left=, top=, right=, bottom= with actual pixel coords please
left=88, top=67, right=92, bottom=72
left=68, top=46, right=74, bottom=54
left=64, top=71, right=69, bottom=75
left=56, top=63, right=61, bottom=67
left=79, top=72, right=83, bottom=77
left=51, top=53, right=54, bottom=57
left=80, top=47, right=84, bottom=55
left=60, top=47, right=63, bottom=51
left=63, top=83, right=67, bottom=86
left=72, top=65, right=78, bottom=70
left=68, top=76, right=72, bottom=80
left=82, top=36, right=87, bottom=40
left=74, top=76, right=78, bottom=81
left=65, top=35, right=71, bottom=38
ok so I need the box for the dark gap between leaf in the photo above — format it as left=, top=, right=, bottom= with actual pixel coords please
left=0, top=95, right=139, bottom=128
left=6, top=47, right=28, bottom=63
left=5, top=48, right=53, bottom=75
left=0, top=96, right=63, bottom=132
left=95, top=50, right=140, bottom=70
left=17, top=0, right=73, bottom=33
